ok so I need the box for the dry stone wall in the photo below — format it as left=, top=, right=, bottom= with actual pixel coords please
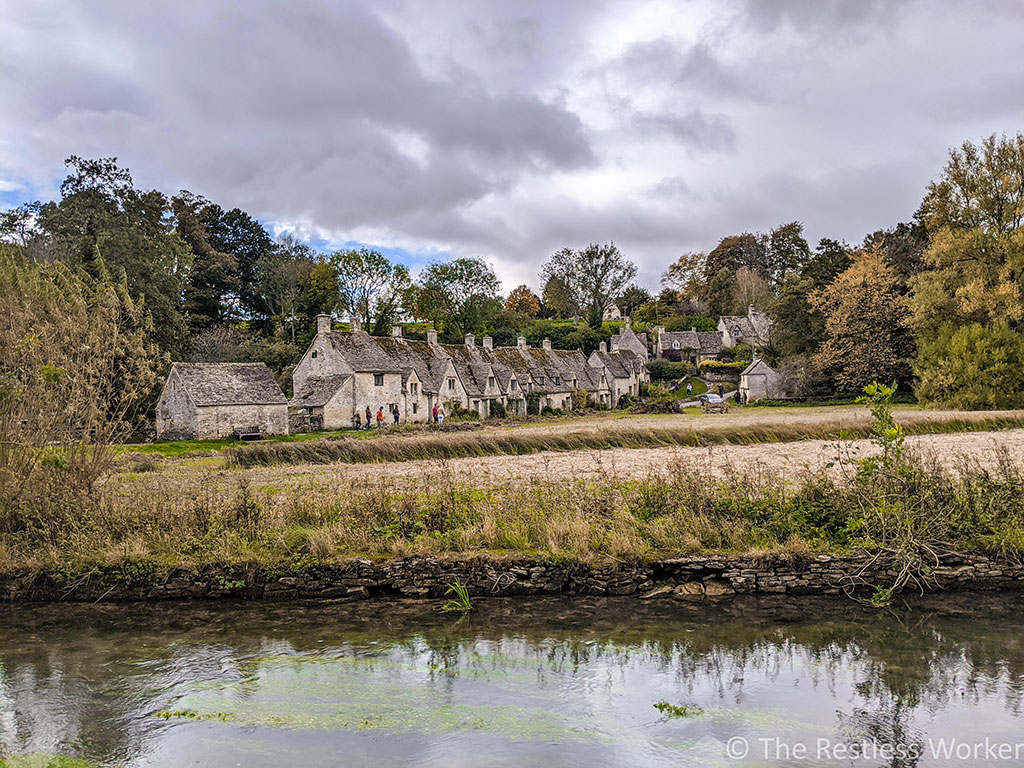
left=3, top=553, right=1023, bottom=603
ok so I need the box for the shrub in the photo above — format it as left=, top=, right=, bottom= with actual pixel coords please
left=488, top=400, right=508, bottom=418
left=525, top=391, right=541, bottom=415
left=648, top=359, right=692, bottom=381
left=697, top=360, right=747, bottom=374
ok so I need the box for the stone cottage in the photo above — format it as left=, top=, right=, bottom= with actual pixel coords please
left=738, top=357, right=783, bottom=403
left=156, top=362, right=288, bottom=440
left=290, top=315, right=648, bottom=427
left=654, top=326, right=724, bottom=363
left=718, top=304, right=772, bottom=350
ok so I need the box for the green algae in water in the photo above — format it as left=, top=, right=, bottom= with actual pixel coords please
left=0, top=756, right=98, bottom=768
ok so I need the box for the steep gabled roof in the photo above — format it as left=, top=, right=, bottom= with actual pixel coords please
left=290, top=374, right=352, bottom=408
left=169, top=363, right=286, bottom=407
left=741, top=358, right=776, bottom=377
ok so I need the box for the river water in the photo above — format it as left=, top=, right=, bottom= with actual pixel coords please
left=2, top=595, right=1024, bottom=767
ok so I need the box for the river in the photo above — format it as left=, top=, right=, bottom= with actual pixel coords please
left=2, top=595, right=1023, bottom=766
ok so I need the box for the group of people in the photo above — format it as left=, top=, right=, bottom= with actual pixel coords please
left=351, top=402, right=448, bottom=429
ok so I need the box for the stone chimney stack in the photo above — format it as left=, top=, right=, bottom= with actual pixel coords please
left=392, top=325, right=402, bottom=338
left=316, top=314, right=331, bottom=335
left=465, top=333, right=475, bottom=348
left=599, top=341, right=607, bottom=353
left=482, top=336, right=493, bottom=350
left=427, top=328, right=438, bottom=345
left=542, top=338, right=552, bottom=351
left=691, top=326, right=697, bottom=333
left=610, top=335, right=620, bottom=353
left=517, top=336, right=527, bottom=349
left=349, top=315, right=362, bottom=334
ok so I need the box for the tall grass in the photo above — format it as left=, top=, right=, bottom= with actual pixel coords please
left=226, top=416, right=1024, bottom=468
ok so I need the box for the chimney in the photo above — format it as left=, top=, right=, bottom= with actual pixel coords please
left=610, top=336, right=620, bottom=352
left=349, top=315, right=362, bottom=334
left=517, top=336, right=527, bottom=349
left=465, top=333, right=475, bottom=348
left=316, top=314, right=331, bottom=335
left=391, top=325, right=402, bottom=338
left=427, top=328, right=438, bottom=345
left=748, top=304, right=756, bottom=318
left=542, top=338, right=551, bottom=351
left=691, top=326, right=696, bottom=333
left=599, top=341, right=607, bottom=353
left=483, top=336, right=493, bottom=350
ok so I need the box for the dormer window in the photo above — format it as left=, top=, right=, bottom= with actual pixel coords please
left=553, top=376, right=560, bottom=385
left=311, top=350, right=318, bottom=358
left=448, top=378, right=456, bottom=391
left=511, top=380, right=518, bottom=390
left=672, top=341, right=680, bottom=350
left=537, top=376, right=544, bottom=385
left=488, top=376, right=495, bottom=387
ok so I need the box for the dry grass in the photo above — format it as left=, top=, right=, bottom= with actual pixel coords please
left=226, top=414, right=1024, bottom=468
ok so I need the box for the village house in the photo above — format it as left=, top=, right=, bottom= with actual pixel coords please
left=654, top=326, right=724, bottom=363
left=156, top=362, right=288, bottom=440
left=738, top=356, right=783, bottom=403
left=718, top=304, right=772, bottom=349
left=290, top=315, right=648, bottom=427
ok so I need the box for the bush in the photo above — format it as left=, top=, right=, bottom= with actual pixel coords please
left=915, top=322, right=1024, bottom=409
left=648, top=359, right=692, bottom=381
left=488, top=400, right=508, bottom=418
left=571, top=388, right=589, bottom=411
left=698, top=360, right=747, bottom=374
left=525, top=391, right=541, bottom=416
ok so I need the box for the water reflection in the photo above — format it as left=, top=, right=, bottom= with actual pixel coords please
left=1, top=595, right=1023, bottom=767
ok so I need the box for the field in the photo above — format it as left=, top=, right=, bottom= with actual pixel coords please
left=5, top=404, right=1024, bottom=587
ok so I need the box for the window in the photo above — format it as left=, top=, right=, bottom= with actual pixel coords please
left=410, top=383, right=418, bottom=394
left=448, top=378, right=456, bottom=391
left=511, top=380, right=518, bottom=390
left=374, top=374, right=384, bottom=386
left=572, top=379, right=577, bottom=388
left=311, top=350, right=318, bottom=358
left=672, top=341, right=680, bottom=350
left=488, top=376, right=495, bottom=387
left=537, top=376, right=544, bottom=385
left=553, top=376, right=560, bottom=385
left=412, top=403, right=418, bottom=414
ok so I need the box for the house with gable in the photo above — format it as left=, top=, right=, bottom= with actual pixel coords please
left=718, top=304, right=772, bottom=350
left=290, top=315, right=648, bottom=428
left=654, top=326, right=724, bottom=363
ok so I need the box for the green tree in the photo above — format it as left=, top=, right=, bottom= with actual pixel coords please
left=915, top=323, right=1024, bottom=408
left=540, top=274, right=578, bottom=318
left=540, top=242, right=637, bottom=328
left=812, top=248, right=914, bottom=393
left=409, top=257, right=501, bottom=339
left=330, top=248, right=411, bottom=336
left=616, top=284, right=652, bottom=315
left=911, top=133, right=1024, bottom=404
left=34, top=156, right=190, bottom=355
left=172, top=192, right=239, bottom=333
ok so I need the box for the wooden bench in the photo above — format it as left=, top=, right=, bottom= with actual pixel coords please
left=233, top=425, right=264, bottom=441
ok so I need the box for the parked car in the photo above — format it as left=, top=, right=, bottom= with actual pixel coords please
left=699, top=393, right=729, bottom=413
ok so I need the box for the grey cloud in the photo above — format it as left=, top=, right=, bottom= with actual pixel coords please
left=613, top=39, right=759, bottom=100
left=631, top=109, right=736, bottom=151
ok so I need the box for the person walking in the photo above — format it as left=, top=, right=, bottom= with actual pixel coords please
left=392, top=404, right=400, bottom=425
left=353, top=411, right=361, bottom=430
left=376, top=407, right=384, bottom=429
left=432, top=403, right=438, bottom=424
left=717, top=384, right=724, bottom=397
left=686, top=381, right=692, bottom=397
left=365, top=405, right=373, bottom=430
left=436, top=403, right=446, bottom=425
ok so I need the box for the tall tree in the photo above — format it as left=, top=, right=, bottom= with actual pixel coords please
left=661, top=251, right=707, bottom=298
left=330, top=248, right=411, bottom=336
left=540, top=275, right=578, bottom=318
left=409, top=257, right=501, bottom=338
left=171, top=192, right=238, bottom=333
left=505, top=284, right=541, bottom=317
left=34, top=156, right=190, bottom=355
left=540, top=242, right=637, bottom=328
left=812, top=248, right=915, bottom=393
left=616, top=284, right=652, bottom=316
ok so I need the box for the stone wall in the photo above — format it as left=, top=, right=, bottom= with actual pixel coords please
left=155, top=372, right=197, bottom=440
left=195, top=403, right=288, bottom=439
left=3, top=553, right=1023, bottom=603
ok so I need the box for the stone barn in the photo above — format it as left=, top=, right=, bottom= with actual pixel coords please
left=738, top=357, right=783, bottom=403
left=156, top=362, right=288, bottom=440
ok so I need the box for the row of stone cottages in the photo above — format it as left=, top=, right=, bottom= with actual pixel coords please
left=156, top=315, right=650, bottom=440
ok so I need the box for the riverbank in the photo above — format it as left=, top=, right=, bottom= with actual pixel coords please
left=5, top=551, right=1023, bottom=603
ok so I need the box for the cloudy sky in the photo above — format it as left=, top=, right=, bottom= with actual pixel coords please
left=2, top=0, right=1023, bottom=290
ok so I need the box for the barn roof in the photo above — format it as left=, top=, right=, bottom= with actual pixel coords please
left=170, top=363, right=287, bottom=406
left=290, top=374, right=352, bottom=408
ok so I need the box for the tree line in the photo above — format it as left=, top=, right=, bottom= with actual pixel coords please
left=2, top=132, right=1023, bottom=415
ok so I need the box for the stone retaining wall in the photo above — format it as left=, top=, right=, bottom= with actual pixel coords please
left=4, top=553, right=1023, bottom=603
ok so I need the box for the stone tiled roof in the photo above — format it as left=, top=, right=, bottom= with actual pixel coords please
left=661, top=330, right=724, bottom=355
left=290, top=374, right=352, bottom=408
left=170, top=363, right=286, bottom=406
